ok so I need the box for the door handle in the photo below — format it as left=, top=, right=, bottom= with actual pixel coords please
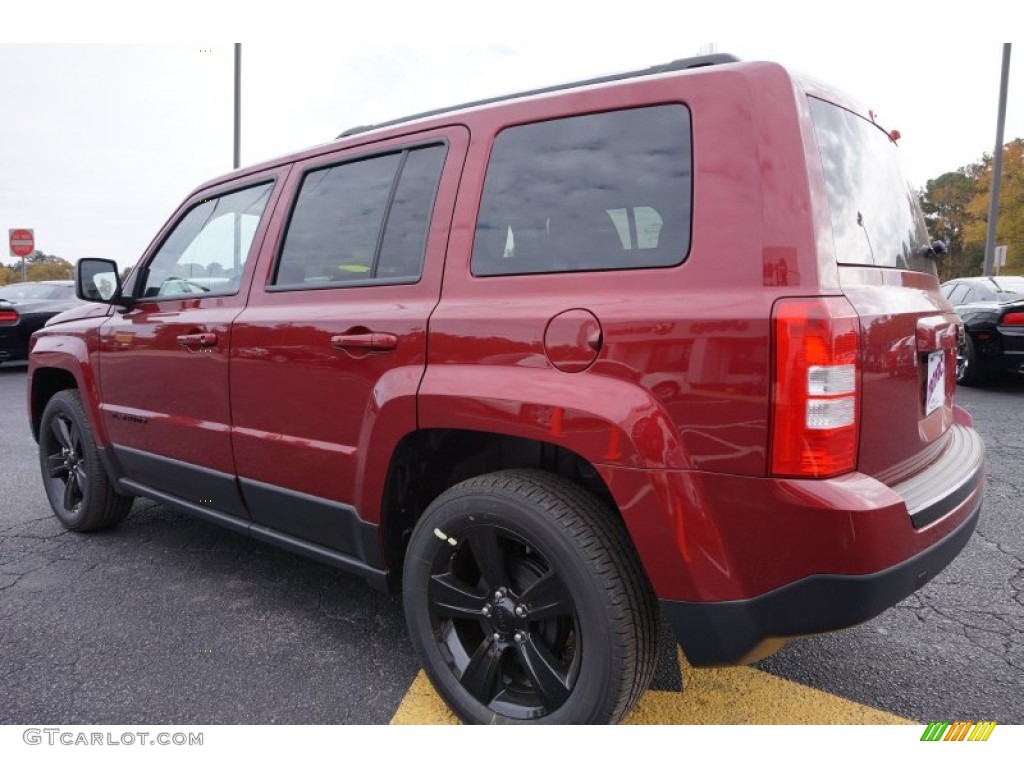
left=177, top=332, right=218, bottom=351
left=330, top=332, right=398, bottom=353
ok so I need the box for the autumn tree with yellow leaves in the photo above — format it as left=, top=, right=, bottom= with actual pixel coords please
left=921, top=138, right=1024, bottom=281
left=0, top=251, right=75, bottom=285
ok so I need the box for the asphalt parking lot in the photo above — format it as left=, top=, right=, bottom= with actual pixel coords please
left=1, top=362, right=1021, bottom=725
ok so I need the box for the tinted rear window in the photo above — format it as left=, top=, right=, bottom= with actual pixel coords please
left=472, top=105, right=692, bottom=276
left=809, top=97, right=934, bottom=274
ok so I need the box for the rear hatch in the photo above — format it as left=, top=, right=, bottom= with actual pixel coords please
left=808, top=97, right=960, bottom=483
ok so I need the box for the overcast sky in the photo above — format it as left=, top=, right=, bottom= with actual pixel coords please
left=1, top=29, right=1019, bottom=271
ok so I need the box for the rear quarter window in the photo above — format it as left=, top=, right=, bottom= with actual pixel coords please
left=809, top=97, right=934, bottom=275
left=472, top=105, right=692, bottom=276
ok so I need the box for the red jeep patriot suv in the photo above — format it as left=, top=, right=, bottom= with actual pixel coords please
left=28, top=54, right=984, bottom=724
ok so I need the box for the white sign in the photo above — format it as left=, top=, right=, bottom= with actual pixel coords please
left=994, top=244, right=1008, bottom=268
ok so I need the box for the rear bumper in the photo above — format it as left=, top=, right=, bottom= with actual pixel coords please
left=604, top=424, right=985, bottom=666
left=661, top=500, right=979, bottom=665
left=978, top=326, right=1024, bottom=373
left=0, top=328, right=30, bottom=360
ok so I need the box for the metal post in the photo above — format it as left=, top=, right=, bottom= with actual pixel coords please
left=983, top=44, right=1012, bottom=276
left=233, top=44, right=242, bottom=271
left=233, top=43, right=241, bottom=170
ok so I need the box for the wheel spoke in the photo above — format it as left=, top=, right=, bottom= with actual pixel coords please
left=466, top=528, right=511, bottom=589
left=46, top=453, right=68, bottom=478
left=428, top=572, right=488, bottom=620
left=518, top=634, right=572, bottom=711
left=460, top=637, right=504, bottom=705
left=73, top=465, right=88, bottom=498
left=69, top=421, right=83, bottom=453
left=519, top=570, right=573, bottom=620
left=51, top=417, right=73, bottom=451
left=63, top=469, right=79, bottom=510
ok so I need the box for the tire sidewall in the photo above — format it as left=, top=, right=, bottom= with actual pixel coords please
left=957, top=334, right=984, bottom=386
left=403, top=485, right=621, bottom=724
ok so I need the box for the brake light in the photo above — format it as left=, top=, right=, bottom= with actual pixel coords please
left=1002, top=311, right=1024, bottom=326
left=771, top=297, right=860, bottom=478
left=0, top=310, right=18, bottom=325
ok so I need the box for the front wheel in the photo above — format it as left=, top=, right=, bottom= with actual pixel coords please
left=402, top=469, right=658, bottom=724
left=38, top=389, right=134, bottom=531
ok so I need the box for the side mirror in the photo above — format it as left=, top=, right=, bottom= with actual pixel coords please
left=76, top=258, right=129, bottom=305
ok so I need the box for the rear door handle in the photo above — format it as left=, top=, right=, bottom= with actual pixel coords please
left=330, top=332, right=398, bottom=353
left=177, top=332, right=218, bottom=350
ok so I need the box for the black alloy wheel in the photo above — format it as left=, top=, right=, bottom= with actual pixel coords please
left=403, top=469, right=658, bottom=724
left=38, top=390, right=133, bottom=531
left=43, top=408, right=88, bottom=516
left=427, top=523, right=581, bottom=719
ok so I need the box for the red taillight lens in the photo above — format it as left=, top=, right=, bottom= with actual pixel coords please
left=0, top=310, right=18, bottom=325
left=1002, top=311, right=1024, bottom=326
left=771, top=297, right=860, bottom=478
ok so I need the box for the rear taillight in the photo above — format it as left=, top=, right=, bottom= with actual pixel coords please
left=771, top=297, right=861, bottom=478
left=1002, top=311, right=1024, bottom=326
left=0, top=310, right=18, bottom=325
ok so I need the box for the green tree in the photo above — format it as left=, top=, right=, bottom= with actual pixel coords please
left=0, top=254, right=74, bottom=284
left=27, top=255, right=75, bottom=282
left=920, top=166, right=984, bottom=281
left=0, top=263, right=19, bottom=286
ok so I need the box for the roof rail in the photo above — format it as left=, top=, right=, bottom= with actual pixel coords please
left=336, top=53, right=739, bottom=138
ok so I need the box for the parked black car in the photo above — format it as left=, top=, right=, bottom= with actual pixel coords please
left=941, top=276, right=1024, bottom=385
left=0, top=281, right=83, bottom=364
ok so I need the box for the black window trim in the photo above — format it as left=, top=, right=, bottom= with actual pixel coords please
left=469, top=102, right=695, bottom=279
left=267, top=138, right=449, bottom=293
left=134, top=175, right=281, bottom=302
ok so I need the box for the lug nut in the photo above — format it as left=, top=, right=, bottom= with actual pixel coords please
left=482, top=604, right=491, bottom=617
left=492, top=633, right=501, bottom=642
left=513, top=632, right=525, bottom=644
left=494, top=588, right=506, bottom=600
left=514, top=605, right=527, bottom=618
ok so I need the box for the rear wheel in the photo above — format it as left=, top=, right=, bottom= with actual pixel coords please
left=402, top=469, right=657, bottom=724
left=956, top=334, right=987, bottom=387
left=39, top=390, right=133, bottom=531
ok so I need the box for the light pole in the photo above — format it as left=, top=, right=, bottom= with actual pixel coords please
left=983, top=44, right=1012, bottom=276
left=233, top=43, right=241, bottom=170
left=232, top=44, right=242, bottom=273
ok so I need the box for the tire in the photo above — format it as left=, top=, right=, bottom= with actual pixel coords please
left=402, top=469, right=658, bottom=724
left=956, top=334, right=987, bottom=387
left=38, top=389, right=133, bottom=531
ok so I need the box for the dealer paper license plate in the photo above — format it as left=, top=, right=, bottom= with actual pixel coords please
left=925, top=349, right=945, bottom=416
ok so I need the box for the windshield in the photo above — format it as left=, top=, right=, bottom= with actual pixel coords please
left=0, top=283, right=72, bottom=300
left=809, top=97, right=934, bottom=275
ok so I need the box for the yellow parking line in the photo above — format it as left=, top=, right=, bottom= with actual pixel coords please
left=390, top=649, right=913, bottom=725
